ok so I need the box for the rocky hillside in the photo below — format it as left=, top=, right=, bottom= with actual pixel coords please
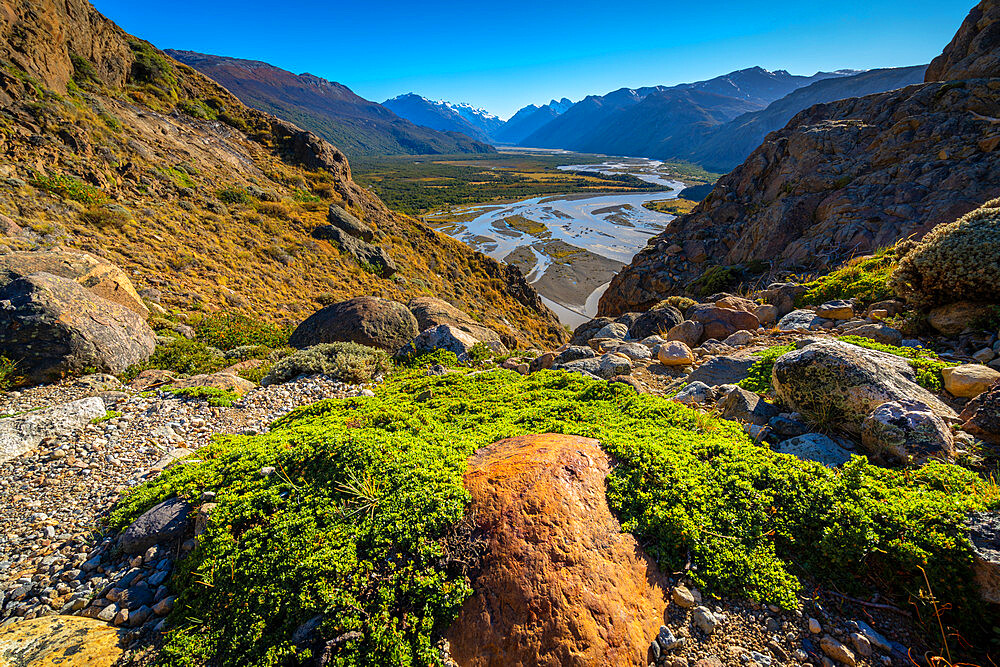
left=166, top=51, right=494, bottom=157
left=600, top=0, right=1000, bottom=315
left=0, top=0, right=564, bottom=347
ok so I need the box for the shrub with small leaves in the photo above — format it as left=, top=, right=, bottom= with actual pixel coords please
left=163, top=386, right=240, bottom=407
left=121, top=338, right=228, bottom=381
left=0, top=356, right=23, bottom=390
left=738, top=344, right=797, bottom=394
left=889, top=198, right=1000, bottom=307
left=655, top=296, right=698, bottom=313
left=195, top=313, right=291, bottom=351
left=262, top=343, right=389, bottom=385
left=798, top=247, right=897, bottom=307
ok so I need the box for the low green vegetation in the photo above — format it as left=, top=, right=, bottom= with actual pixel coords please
left=837, top=335, right=955, bottom=391
left=262, top=343, right=390, bottom=385
left=162, top=386, right=241, bottom=407
left=797, top=247, right=897, bottom=307
left=91, top=410, right=122, bottom=424
left=30, top=172, right=107, bottom=205
left=738, top=344, right=797, bottom=394
left=110, top=370, right=997, bottom=665
left=195, top=313, right=291, bottom=351
left=0, top=356, right=22, bottom=390
left=122, top=338, right=228, bottom=381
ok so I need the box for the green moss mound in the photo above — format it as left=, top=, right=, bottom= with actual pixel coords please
left=109, top=370, right=997, bottom=665
left=162, top=386, right=241, bottom=407
left=798, top=247, right=897, bottom=307
left=890, top=198, right=1000, bottom=308
left=738, top=344, right=797, bottom=394
left=262, top=343, right=390, bottom=385
left=837, top=335, right=955, bottom=391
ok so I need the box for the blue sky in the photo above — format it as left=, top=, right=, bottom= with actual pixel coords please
left=93, top=0, right=972, bottom=119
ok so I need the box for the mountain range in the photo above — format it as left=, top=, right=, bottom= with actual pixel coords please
left=382, top=94, right=503, bottom=143
left=165, top=51, right=495, bottom=157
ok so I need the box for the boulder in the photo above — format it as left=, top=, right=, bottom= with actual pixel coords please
left=717, top=386, right=779, bottom=426
left=713, top=295, right=756, bottom=312
left=631, top=306, right=684, bottom=340
left=593, top=322, right=629, bottom=341
left=168, top=372, right=256, bottom=395
left=773, top=433, right=852, bottom=468
left=754, top=303, right=778, bottom=326
left=0, top=616, right=124, bottom=666
left=968, top=511, right=1000, bottom=605
left=816, top=300, right=854, bottom=320
left=446, top=434, right=670, bottom=666
left=777, top=309, right=823, bottom=332
left=529, top=352, right=556, bottom=373
left=616, top=342, right=652, bottom=361
left=942, top=364, right=1000, bottom=398
left=0, top=248, right=148, bottom=318
left=314, top=225, right=397, bottom=278
left=688, top=305, right=759, bottom=342
left=128, top=368, right=177, bottom=392
left=666, top=320, right=704, bottom=349
left=397, top=324, right=481, bottom=362
left=0, top=273, right=156, bottom=384
left=599, top=353, right=633, bottom=379
left=685, top=356, right=756, bottom=387
left=570, top=317, right=614, bottom=346
left=407, top=297, right=504, bottom=348
left=860, top=400, right=955, bottom=464
left=928, top=301, right=990, bottom=336
left=840, top=323, right=903, bottom=346
left=672, top=381, right=715, bottom=406
left=959, top=380, right=1000, bottom=443
left=118, top=497, right=192, bottom=554
left=0, top=396, right=105, bottom=464
left=722, top=330, right=753, bottom=347
left=759, top=283, right=807, bottom=317
left=325, top=204, right=375, bottom=242
left=657, top=341, right=695, bottom=366
left=289, top=296, right=417, bottom=352
left=554, top=346, right=596, bottom=365
left=772, top=340, right=956, bottom=435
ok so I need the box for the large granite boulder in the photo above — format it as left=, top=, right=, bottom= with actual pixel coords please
left=968, top=511, right=1000, bottom=605
left=772, top=340, right=956, bottom=439
left=0, top=248, right=148, bottom=318
left=630, top=305, right=683, bottom=340
left=396, top=323, right=482, bottom=362
left=860, top=399, right=955, bottom=464
left=446, top=434, right=670, bottom=666
left=118, top=497, right=193, bottom=554
left=322, top=204, right=375, bottom=242
left=942, top=364, right=1000, bottom=398
left=570, top=317, right=614, bottom=346
left=0, top=616, right=124, bottom=666
left=313, top=225, right=397, bottom=278
left=289, top=296, right=417, bottom=352
left=0, top=273, right=155, bottom=384
left=687, top=305, right=759, bottom=343
left=407, top=297, right=504, bottom=348
left=0, top=396, right=105, bottom=464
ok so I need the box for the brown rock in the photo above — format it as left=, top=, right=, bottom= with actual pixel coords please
left=169, top=372, right=256, bottom=395
left=928, top=301, right=991, bottom=336
left=687, top=305, right=759, bottom=342
left=754, top=303, right=778, bottom=326
left=820, top=635, right=857, bottom=667
left=0, top=616, right=124, bottom=666
left=666, top=320, right=704, bottom=348
left=959, top=380, right=1000, bottom=443
left=714, top=295, right=756, bottom=312
left=926, top=0, right=1000, bottom=82
left=658, top=341, right=696, bottom=366
left=289, top=296, right=418, bottom=352
left=408, top=297, right=505, bottom=347
left=943, top=364, right=1000, bottom=398
left=446, top=434, right=670, bottom=667
left=128, top=368, right=178, bottom=392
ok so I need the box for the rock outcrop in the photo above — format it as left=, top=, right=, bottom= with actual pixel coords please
left=446, top=434, right=670, bottom=666
left=0, top=273, right=155, bottom=383
left=0, top=396, right=105, bottom=464
left=926, top=0, right=1000, bottom=82
left=599, top=1, right=1000, bottom=316
left=0, top=615, right=124, bottom=666
left=407, top=297, right=505, bottom=347
left=288, top=296, right=418, bottom=352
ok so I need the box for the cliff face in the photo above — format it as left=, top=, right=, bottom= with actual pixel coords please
left=599, top=1, right=1000, bottom=316
left=0, top=0, right=565, bottom=346
left=926, top=0, right=1000, bottom=81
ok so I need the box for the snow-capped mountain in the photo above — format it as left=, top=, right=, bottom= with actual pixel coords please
left=383, top=94, right=504, bottom=143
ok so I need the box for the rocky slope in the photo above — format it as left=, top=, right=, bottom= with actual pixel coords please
left=600, top=0, right=1000, bottom=316
left=167, top=51, right=494, bottom=157
left=0, top=1, right=564, bottom=347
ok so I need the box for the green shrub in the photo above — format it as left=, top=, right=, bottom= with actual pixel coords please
left=195, top=313, right=291, bottom=351
left=837, top=335, right=955, bottom=391
left=91, top=410, right=121, bottom=424
left=163, top=386, right=240, bottom=407
left=262, top=343, right=390, bottom=385
left=109, top=371, right=999, bottom=664
left=128, top=40, right=177, bottom=89
left=394, top=349, right=460, bottom=369
left=688, top=265, right=734, bottom=296
left=80, top=205, right=131, bottom=229
left=217, top=187, right=253, bottom=205
left=654, top=296, right=697, bottom=313
left=467, top=342, right=492, bottom=365
left=0, top=356, right=23, bottom=390
left=738, top=344, right=796, bottom=394
left=70, top=54, right=98, bottom=85
left=178, top=99, right=218, bottom=121
left=121, top=338, right=228, bottom=381
left=30, top=173, right=106, bottom=205
left=798, top=247, right=897, bottom=307
left=889, top=198, right=1000, bottom=307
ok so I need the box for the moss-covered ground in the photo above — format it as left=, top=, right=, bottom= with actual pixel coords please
left=109, top=369, right=998, bottom=665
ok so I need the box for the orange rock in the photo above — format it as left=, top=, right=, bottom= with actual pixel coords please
left=0, top=616, right=124, bottom=666
left=446, top=434, right=670, bottom=667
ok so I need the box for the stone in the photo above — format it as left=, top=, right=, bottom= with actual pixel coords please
left=312, top=224, right=397, bottom=277
left=839, top=323, right=903, bottom=346
left=928, top=301, right=990, bottom=336
left=152, top=596, right=175, bottom=616
left=685, top=356, right=756, bottom=387
left=759, top=283, right=808, bottom=317
left=407, top=297, right=505, bottom=348
left=974, top=347, right=997, bottom=364
left=0, top=616, right=124, bottom=666
left=119, top=498, right=192, bottom=554
left=816, top=300, right=854, bottom=320
left=926, top=0, right=1000, bottom=81
left=688, top=305, right=759, bottom=342
left=768, top=415, right=809, bottom=438
left=718, top=386, right=779, bottom=426
left=168, top=372, right=256, bottom=395
left=616, top=343, right=652, bottom=361
left=672, top=382, right=714, bottom=406
left=446, top=434, right=671, bottom=666
left=658, top=341, right=695, bottom=366
left=554, top=346, right=596, bottom=364
left=942, top=364, right=1000, bottom=398
left=820, top=635, right=857, bottom=667
left=672, top=585, right=696, bottom=608
left=808, top=618, right=822, bottom=634
left=777, top=309, right=823, bottom=332
left=529, top=352, right=556, bottom=373
left=323, top=203, right=375, bottom=242
left=128, top=369, right=177, bottom=392
left=968, top=511, right=1000, bottom=604
left=959, top=380, right=1000, bottom=443
left=774, top=434, right=853, bottom=468
left=631, top=306, right=684, bottom=340
left=0, top=248, right=149, bottom=318
left=657, top=625, right=684, bottom=651
left=289, top=296, right=417, bottom=352
left=599, top=353, right=633, bottom=379
left=849, top=633, right=872, bottom=657
left=772, top=340, right=956, bottom=436
left=723, top=330, right=753, bottom=347
left=0, top=396, right=105, bottom=464
left=754, top=304, right=778, bottom=326
left=692, top=606, right=718, bottom=635
left=714, top=295, right=756, bottom=312
left=666, top=320, right=704, bottom=349
left=861, top=400, right=955, bottom=464
left=850, top=620, right=891, bottom=653
left=395, top=323, right=486, bottom=362
left=593, top=322, right=629, bottom=341
left=0, top=273, right=156, bottom=384
left=570, top=317, right=614, bottom=346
